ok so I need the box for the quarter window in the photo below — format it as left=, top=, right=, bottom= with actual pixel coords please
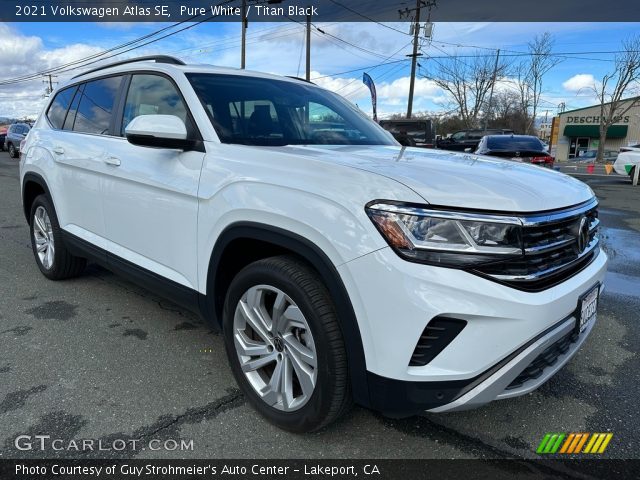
left=72, top=76, right=122, bottom=135
left=46, top=87, right=77, bottom=129
left=121, top=74, right=193, bottom=137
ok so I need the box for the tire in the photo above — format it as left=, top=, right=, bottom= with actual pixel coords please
left=29, top=194, right=86, bottom=280
left=8, top=143, right=16, bottom=158
left=222, top=255, right=352, bottom=432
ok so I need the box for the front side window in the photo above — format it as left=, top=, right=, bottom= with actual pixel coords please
left=451, top=132, right=466, bottom=141
left=121, top=74, right=194, bottom=136
left=187, top=73, right=395, bottom=146
left=73, top=76, right=122, bottom=135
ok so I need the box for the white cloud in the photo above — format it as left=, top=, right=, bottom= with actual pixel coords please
left=562, top=73, right=596, bottom=92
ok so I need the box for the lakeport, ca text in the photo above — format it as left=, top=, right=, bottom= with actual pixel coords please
left=16, top=464, right=381, bottom=477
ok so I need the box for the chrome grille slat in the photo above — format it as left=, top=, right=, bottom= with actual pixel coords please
left=474, top=200, right=600, bottom=291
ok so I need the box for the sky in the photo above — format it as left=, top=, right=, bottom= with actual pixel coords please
left=1, top=21, right=639, bottom=120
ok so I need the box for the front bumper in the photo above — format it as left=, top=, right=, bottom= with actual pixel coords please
left=338, top=245, right=607, bottom=416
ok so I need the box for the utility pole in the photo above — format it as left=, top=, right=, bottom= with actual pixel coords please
left=483, top=49, right=500, bottom=133
left=406, top=0, right=421, bottom=119
left=305, top=12, right=311, bottom=81
left=43, top=74, right=57, bottom=97
left=240, top=0, right=247, bottom=69
left=403, top=0, right=435, bottom=118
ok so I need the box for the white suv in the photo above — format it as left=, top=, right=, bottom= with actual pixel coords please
left=20, top=56, right=607, bottom=432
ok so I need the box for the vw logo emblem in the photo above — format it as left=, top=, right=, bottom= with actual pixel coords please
left=273, top=337, right=284, bottom=352
left=576, top=217, right=590, bottom=254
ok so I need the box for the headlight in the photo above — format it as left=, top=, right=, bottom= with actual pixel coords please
left=366, top=202, right=524, bottom=267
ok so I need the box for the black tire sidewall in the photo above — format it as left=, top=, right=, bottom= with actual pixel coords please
left=222, top=260, right=342, bottom=432
left=8, top=144, right=16, bottom=158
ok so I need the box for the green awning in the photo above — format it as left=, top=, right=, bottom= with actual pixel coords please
left=563, top=124, right=628, bottom=138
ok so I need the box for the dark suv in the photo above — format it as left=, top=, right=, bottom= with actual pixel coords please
left=5, top=123, right=30, bottom=158
left=437, top=128, right=513, bottom=152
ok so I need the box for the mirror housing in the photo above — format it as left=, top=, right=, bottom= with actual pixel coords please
left=125, top=114, right=195, bottom=150
left=464, top=147, right=473, bottom=153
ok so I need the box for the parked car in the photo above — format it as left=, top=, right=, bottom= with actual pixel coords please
left=619, top=143, right=640, bottom=153
left=0, top=127, right=6, bottom=151
left=5, top=123, right=30, bottom=158
left=613, top=151, right=640, bottom=179
left=379, top=119, right=435, bottom=147
left=475, top=134, right=555, bottom=168
left=21, top=56, right=606, bottom=432
left=575, top=149, right=618, bottom=163
left=437, top=128, right=514, bottom=152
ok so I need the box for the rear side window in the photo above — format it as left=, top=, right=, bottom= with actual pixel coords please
left=121, top=74, right=194, bottom=137
left=46, top=87, right=76, bottom=129
left=73, top=76, right=123, bottom=135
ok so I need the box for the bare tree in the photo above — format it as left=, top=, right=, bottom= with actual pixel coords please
left=429, top=51, right=509, bottom=128
left=590, top=35, right=640, bottom=162
left=513, top=33, right=562, bottom=134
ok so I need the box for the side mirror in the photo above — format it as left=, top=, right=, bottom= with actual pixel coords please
left=125, top=114, right=195, bottom=150
left=464, top=147, right=473, bottom=153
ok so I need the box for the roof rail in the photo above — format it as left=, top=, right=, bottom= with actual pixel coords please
left=71, top=55, right=185, bottom=79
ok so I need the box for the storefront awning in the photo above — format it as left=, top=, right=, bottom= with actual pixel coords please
left=563, top=124, right=628, bottom=138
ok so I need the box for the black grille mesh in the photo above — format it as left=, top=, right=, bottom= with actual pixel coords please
left=409, top=317, right=467, bottom=367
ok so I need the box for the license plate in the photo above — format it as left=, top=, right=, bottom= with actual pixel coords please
left=577, top=284, right=599, bottom=334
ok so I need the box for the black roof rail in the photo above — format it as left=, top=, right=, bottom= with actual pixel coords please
left=71, top=55, right=185, bottom=79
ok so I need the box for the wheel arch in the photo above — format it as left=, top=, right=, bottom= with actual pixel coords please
left=203, top=222, right=371, bottom=407
left=22, top=172, right=52, bottom=225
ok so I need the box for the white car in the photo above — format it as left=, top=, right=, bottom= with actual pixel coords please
left=20, top=56, right=607, bottom=432
left=613, top=151, right=640, bottom=178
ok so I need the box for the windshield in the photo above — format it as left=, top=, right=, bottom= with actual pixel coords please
left=186, top=73, right=395, bottom=146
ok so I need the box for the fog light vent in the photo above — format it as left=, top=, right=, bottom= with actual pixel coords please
left=409, top=317, right=467, bottom=367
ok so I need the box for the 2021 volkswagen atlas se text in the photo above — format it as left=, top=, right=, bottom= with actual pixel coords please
left=20, top=56, right=607, bottom=432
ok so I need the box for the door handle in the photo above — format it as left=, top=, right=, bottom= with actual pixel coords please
left=104, top=156, right=121, bottom=166
left=52, top=146, right=64, bottom=155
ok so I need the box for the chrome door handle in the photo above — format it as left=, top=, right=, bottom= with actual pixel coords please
left=104, top=156, right=121, bottom=166
left=52, top=146, right=64, bottom=155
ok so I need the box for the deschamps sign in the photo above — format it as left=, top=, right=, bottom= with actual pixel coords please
left=565, top=115, right=631, bottom=124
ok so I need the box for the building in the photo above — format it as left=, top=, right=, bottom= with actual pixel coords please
left=552, top=96, right=640, bottom=161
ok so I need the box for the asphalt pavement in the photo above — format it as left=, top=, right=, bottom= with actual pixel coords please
left=1, top=151, right=638, bottom=460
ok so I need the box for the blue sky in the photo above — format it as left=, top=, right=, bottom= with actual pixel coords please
left=2, top=21, right=639, bottom=118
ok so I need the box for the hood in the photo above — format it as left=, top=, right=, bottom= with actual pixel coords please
left=274, top=145, right=594, bottom=212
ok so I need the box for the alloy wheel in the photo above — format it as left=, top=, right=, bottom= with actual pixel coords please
left=233, top=284, right=317, bottom=412
left=33, top=206, right=55, bottom=269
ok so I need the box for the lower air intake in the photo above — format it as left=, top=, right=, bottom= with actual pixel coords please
left=409, top=317, right=467, bottom=367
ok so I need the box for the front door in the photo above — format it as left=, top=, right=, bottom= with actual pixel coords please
left=101, top=73, right=205, bottom=291
left=570, top=137, right=590, bottom=158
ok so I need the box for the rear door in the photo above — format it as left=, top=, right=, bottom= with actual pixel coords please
left=42, top=76, right=125, bottom=251
left=101, top=73, right=205, bottom=291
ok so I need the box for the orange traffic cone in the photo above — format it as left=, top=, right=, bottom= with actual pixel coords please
left=604, top=164, right=614, bottom=175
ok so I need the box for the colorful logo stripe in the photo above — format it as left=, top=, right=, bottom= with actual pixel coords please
left=537, top=433, right=613, bottom=454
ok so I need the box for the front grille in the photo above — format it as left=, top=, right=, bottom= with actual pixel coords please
left=474, top=200, right=600, bottom=291
left=409, top=317, right=466, bottom=367
left=506, top=330, right=578, bottom=390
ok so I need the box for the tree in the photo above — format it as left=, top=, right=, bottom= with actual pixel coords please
left=590, top=35, right=640, bottom=162
left=513, top=33, right=562, bottom=134
left=429, top=51, right=509, bottom=128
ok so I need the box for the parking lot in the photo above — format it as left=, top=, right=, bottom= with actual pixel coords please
left=0, top=151, right=638, bottom=460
